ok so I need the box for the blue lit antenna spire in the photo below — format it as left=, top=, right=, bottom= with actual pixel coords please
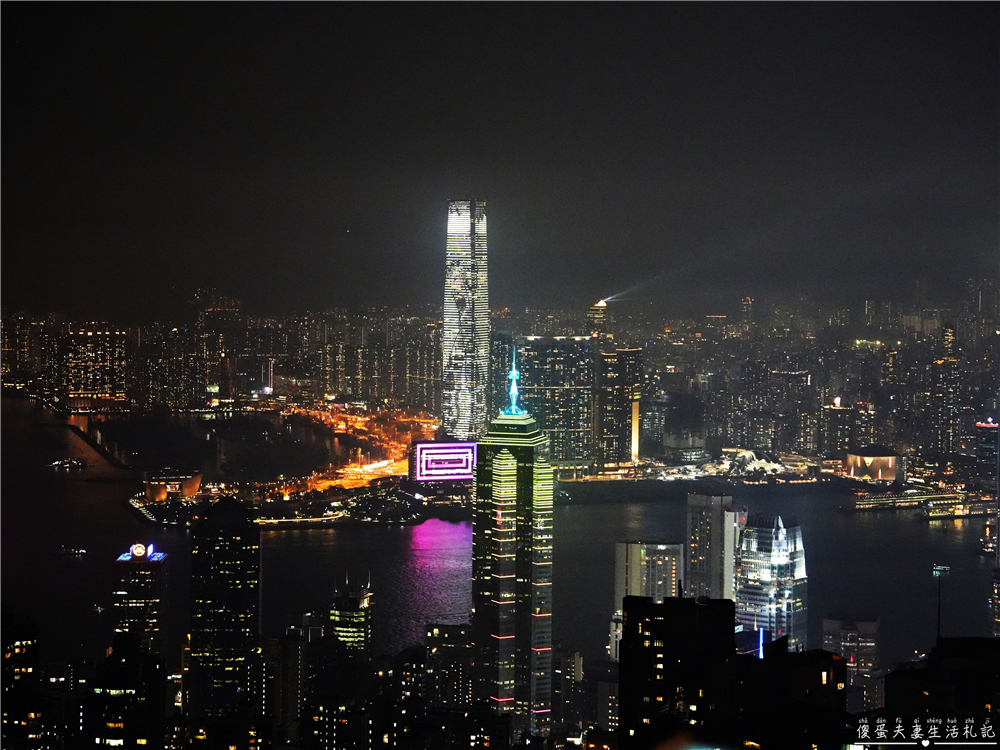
left=503, top=346, right=526, bottom=416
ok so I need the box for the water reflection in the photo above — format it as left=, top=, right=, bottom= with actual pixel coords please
left=261, top=519, right=471, bottom=655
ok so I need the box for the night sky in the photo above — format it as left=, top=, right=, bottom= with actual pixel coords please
left=3, top=3, right=997, bottom=322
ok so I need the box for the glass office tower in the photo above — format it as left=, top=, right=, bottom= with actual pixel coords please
left=736, top=513, right=808, bottom=651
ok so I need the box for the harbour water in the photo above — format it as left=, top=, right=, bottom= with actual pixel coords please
left=2, top=396, right=992, bottom=674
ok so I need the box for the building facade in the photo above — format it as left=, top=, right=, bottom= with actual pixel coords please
left=517, top=335, right=595, bottom=469
left=328, top=583, right=373, bottom=657
left=58, top=323, right=127, bottom=409
left=609, top=542, right=683, bottom=662
left=442, top=199, right=490, bottom=440
left=594, top=348, right=643, bottom=472
left=685, top=494, right=745, bottom=600
left=113, top=543, right=168, bottom=656
left=187, top=497, right=261, bottom=722
left=736, top=514, right=808, bottom=652
left=821, top=616, right=879, bottom=691
left=618, top=596, right=735, bottom=747
left=471, top=360, right=554, bottom=736
left=978, top=420, right=999, bottom=493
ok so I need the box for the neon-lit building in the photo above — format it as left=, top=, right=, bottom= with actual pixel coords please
left=113, top=543, right=168, bottom=655
left=736, top=514, right=808, bottom=652
left=442, top=199, right=489, bottom=440
left=471, top=355, right=553, bottom=736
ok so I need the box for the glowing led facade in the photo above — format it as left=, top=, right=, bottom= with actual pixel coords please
left=472, top=393, right=553, bottom=736
left=414, top=442, right=477, bottom=481
left=845, top=449, right=901, bottom=482
left=442, top=199, right=489, bottom=440
left=736, top=514, right=808, bottom=652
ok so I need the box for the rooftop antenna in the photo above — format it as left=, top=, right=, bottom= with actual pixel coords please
left=502, top=347, right=526, bottom=416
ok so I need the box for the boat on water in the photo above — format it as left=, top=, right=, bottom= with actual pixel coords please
left=55, top=546, right=86, bottom=556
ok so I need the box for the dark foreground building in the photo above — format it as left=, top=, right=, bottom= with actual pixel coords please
left=186, top=496, right=262, bottom=745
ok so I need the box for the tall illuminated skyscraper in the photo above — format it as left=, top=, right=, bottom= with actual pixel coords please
left=442, top=199, right=489, bottom=440
left=472, top=352, right=554, bottom=736
left=736, top=514, right=808, bottom=651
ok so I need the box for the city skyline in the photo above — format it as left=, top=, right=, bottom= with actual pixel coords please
left=3, top=4, right=997, bottom=323
left=3, top=4, right=999, bottom=746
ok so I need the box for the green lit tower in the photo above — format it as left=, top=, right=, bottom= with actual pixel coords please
left=329, top=581, right=373, bottom=657
left=472, top=349, right=554, bottom=737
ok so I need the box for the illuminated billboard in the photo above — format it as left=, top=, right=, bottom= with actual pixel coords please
left=414, top=442, right=477, bottom=481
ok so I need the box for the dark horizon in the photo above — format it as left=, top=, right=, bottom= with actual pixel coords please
left=3, top=3, right=997, bottom=323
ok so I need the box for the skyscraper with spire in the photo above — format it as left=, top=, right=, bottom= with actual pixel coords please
left=736, top=514, right=808, bottom=651
left=442, top=199, right=489, bottom=440
left=472, top=349, right=554, bottom=736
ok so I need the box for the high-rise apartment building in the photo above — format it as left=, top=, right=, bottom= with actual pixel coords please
left=685, top=494, right=745, bottom=600
left=609, top=542, right=682, bottom=661
left=187, top=497, right=261, bottom=722
left=614, top=542, right=682, bottom=608
left=822, top=616, right=882, bottom=712
left=424, top=623, right=472, bottom=709
left=471, top=359, right=554, bottom=736
left=113, top=542, right=168, bottom=656
left=85, top=634, right=166, bottom=749
left=442, top=199, right=489, bottom=440
left=823, top=399, right=854, bottom=453
left=736, top=514, right=808, bottom=651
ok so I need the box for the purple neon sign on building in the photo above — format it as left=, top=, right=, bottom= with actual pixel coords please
left=414, top=443, right=478, bottom=481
